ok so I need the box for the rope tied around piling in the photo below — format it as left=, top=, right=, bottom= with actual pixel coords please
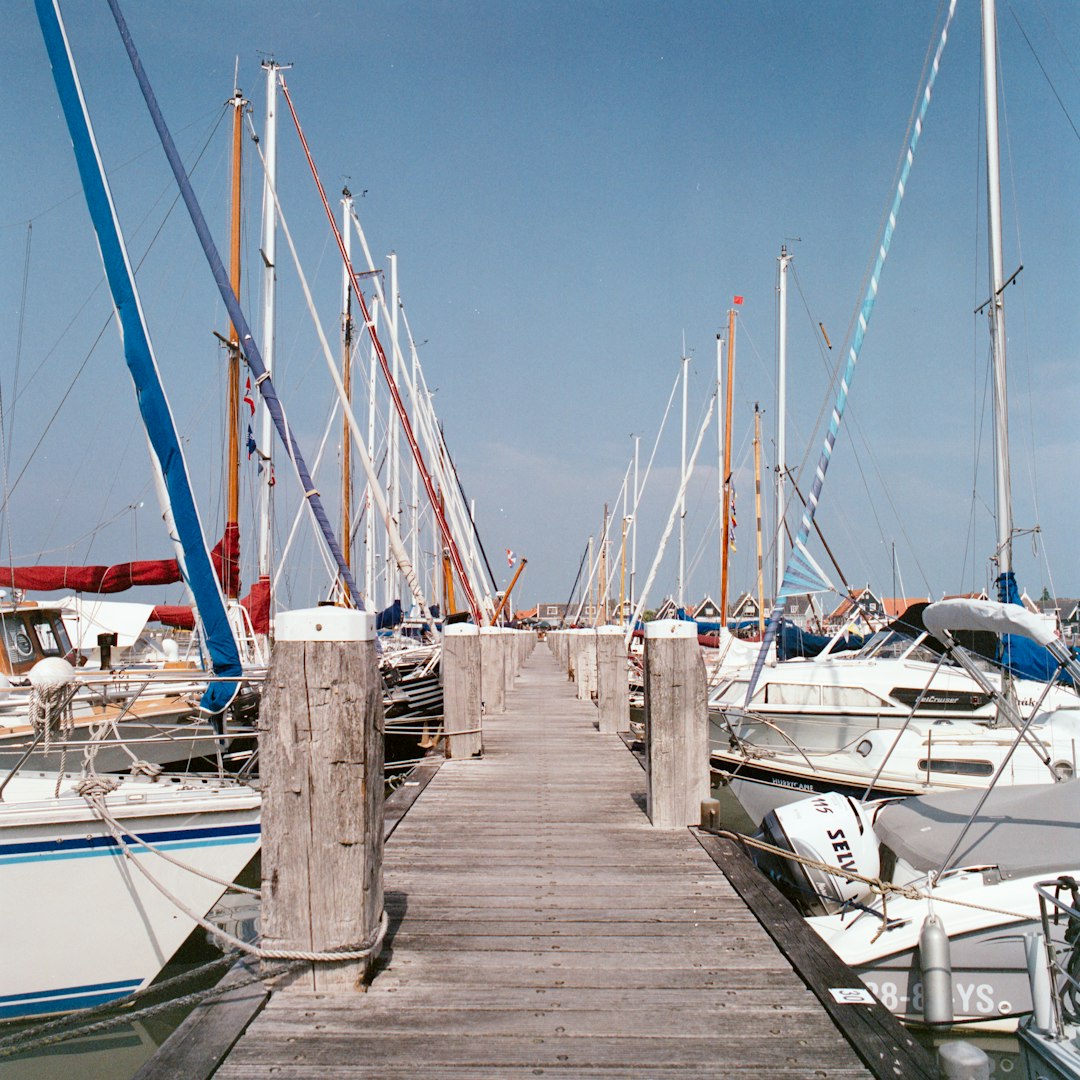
left=78, top=787, right=388, bottom=963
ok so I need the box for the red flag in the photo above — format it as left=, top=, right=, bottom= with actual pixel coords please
left=243, top=376, right=255, bottom=416
left=733, top=295, right=744, bottom=306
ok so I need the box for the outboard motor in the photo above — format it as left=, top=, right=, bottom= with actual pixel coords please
left=755, top=791, right=882, bottom=916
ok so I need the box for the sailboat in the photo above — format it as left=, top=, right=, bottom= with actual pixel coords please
left=749, top=599, right=1080, bottom=1030
left=728, top=0, right=1080, bottom=1030
left=710, top=0, right=1080, bottom=826
left=0, top=0, right=264, bottom=1020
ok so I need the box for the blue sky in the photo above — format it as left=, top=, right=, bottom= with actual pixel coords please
left=1, top=2, right=1078, bottom=617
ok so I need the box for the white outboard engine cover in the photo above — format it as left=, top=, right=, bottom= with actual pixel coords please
left=758, top=792, right=881, bottom=916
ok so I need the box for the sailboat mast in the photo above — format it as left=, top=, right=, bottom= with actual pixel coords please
left=224, top=86, right=244, bottom=597
left=341, top=190, right=354, bottom=597
left=775, top=246, right=791, bottom=601
left=365, top=304, right=378, bottom=602
left=678, top=349, right=689, bottom=610
left=257, top=60, right=283, bottom=588
left=386, top=253, right=401, bottom=609
left=599, top=503, right=609, bottom=625
left=720, top=308, right=736, bottom=621
left=630, top=434, right=640, bottom=618
left=981, top=0, right=1013, bottom=578
left=754, top=403, right=765, bottom=638
left=715, top=333, right=724, bottom=617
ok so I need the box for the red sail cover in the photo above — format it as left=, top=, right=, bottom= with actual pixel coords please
left=0, top=527, right=241, bottom=598
left=151, top=578, right=269, bottom=634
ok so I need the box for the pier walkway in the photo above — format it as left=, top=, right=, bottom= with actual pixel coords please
left=215, top=643, right=885, bottom=1078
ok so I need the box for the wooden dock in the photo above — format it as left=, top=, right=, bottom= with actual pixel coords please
left=199, top=642, right=934, bottom=1078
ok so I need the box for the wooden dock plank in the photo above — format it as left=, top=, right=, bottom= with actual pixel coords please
left=210, top=643, right=929, bottom=1080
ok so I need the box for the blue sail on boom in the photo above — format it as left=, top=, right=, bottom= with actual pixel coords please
left=102, top=0, right=362, bottom=609
left=36, top=0, right=241, bottom=715
left=744, top=0, right=958, bottom=705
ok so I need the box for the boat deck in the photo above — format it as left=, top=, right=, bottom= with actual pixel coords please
left=204, top=642, right=931, bottom=1078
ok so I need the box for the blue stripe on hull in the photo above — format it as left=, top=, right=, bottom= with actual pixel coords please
left=0, top=978, right=142, bottom=1021
left=0, top=821, right=260, bottom=863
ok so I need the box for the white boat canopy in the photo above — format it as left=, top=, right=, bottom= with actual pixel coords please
left=923, top=598, right=1057, bottom=648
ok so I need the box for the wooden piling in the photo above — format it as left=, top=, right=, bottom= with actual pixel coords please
left=596, top=625, right=630, bottom=734
left=575, top=629, right=597, bottom=702
left=644, top=618, right=708, bottom=827
left=259, top=607, right=384, bottom=991
left=502, top=627, right=516, bottom=697
left=479, top=626, right=506, bottom=715
left=443, top=623, right=483, bottom=758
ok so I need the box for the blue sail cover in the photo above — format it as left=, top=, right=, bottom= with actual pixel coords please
left=995, top=572, right=1075, bottom=686
left=377, top=600, right=403, bottom=631
left=102, top=0, right=362, bottom=611
left=37, top=0, right=240, bottom=714
left=777, top=622, right=869, bottom=660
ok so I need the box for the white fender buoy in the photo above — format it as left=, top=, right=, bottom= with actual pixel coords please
left=919, top=913, right=954, bottom=1024
left=27, top=657, right=76, bottom=689
left=1024, top=930, right=1054, bottom=1034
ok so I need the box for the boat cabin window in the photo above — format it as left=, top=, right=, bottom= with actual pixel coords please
left=0, top=611, right=73, bottom=675
left=708, top=679, right=760, bottom=706
left=917, top=758, right=994, bottom=777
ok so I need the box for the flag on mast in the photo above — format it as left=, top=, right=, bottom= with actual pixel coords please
left=733, top=295, right=744, bottom=306
left=506, top=548, right=517, bottom=567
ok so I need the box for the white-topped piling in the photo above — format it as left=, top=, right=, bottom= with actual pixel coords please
left=479, top=626, right=506, bottom=715
left=443, top=623, right=483, bottom=758
left=644, top=618, right=708, bottom=827
left=596, top=625, right=630, bottom=734
left=260, top=607, right=384, bottom=990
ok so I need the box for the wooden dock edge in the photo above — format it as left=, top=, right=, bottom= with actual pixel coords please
left=384, top=756, right=443, bottom=840
left=692, top=828, right=940, bottom=1080
left=130, top=959, right=268, bottom=1080
left=132, top=756, right=445, bottom=1080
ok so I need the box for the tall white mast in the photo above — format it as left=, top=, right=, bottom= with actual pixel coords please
left=409, top=332, right=420, bottom=605
left=775, top=244, right=791, bottom=602
left=341, top=189, right=354, bottom=587
left=716, top=333, right=724, bottom=608
left=981, top=0, right=1013, bottom=579
left=365, top=304, right=379, bottom=603
left=257, top=60, right=285, bottom=585
left=387, top=251, right=401, bottom=608
left=631, top=433, right=640, bottom=617
left=678, top=348, right=689, bottom=609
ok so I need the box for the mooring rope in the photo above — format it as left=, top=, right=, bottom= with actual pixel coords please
left=709, top=826, right=1029, bottom=941
left=81, top=789, right=388, bottom=963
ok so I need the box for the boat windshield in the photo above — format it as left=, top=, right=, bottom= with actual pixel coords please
left=846, top=628, right=954, bottom=665
left=0, top=610, right=74, bottom=675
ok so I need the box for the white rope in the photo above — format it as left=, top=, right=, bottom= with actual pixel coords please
left=82, top=791, right=387, bottom=963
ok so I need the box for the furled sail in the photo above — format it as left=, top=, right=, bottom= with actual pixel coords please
left=36, top=0, right=242, bottom=714
left=744, top=0, right=958, bottom=705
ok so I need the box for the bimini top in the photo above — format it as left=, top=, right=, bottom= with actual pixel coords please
left=923, top=598, right=1057, bottom=648
left=876, top=779, right=1080, bottom=880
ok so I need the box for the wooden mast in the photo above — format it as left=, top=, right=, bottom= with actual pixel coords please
left=720, top=307, right=736, bottom=621
left=599, top=504, right=608, bottom=626
left=224, top=85, right=245, bottom=599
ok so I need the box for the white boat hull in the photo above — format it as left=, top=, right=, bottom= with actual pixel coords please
left=0, top=774, right=260, bottom=1020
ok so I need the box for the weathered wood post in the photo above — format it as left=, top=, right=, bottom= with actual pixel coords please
left=644, top=619, right=709, bottom=827
left=596, top=625, right=630, bottom=734
left=575, top=630, right=597, bottom=702
left=260, top=606, right=384, bottom=990
left=479, top=626, right=506, bottom=715
left=443, top=623, right=483, bottom=758
left=502, top=627, right=516, bottom=698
